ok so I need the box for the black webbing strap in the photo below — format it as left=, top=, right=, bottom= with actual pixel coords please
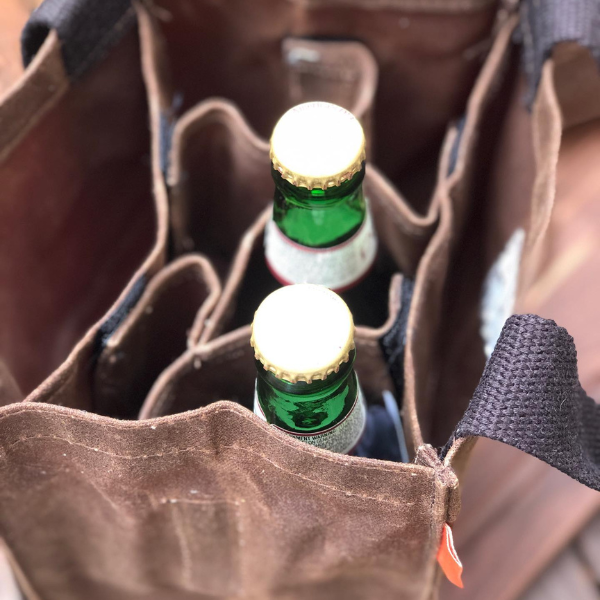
left=22, top=0, right=134, bottom=80
left=380, top=277, right=415, bottom=409
left=444, top=314, right=600, bottom=492
left=519, top=0, right=600, bottom=102
left=92, top=274, right=147, bottom=359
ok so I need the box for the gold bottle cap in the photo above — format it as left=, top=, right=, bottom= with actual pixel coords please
left=270, top=102, right=366, bottom=190
left=251, top=284, right=355, bottom=384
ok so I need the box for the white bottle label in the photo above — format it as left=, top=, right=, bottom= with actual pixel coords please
left=264, top=204, right=378, bottom=292
left=480, top=228, right=525, bottom=358
left=254, top=383, right=366, bottom=455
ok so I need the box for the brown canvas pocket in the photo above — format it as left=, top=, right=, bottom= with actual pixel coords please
left=0, top=27, right=165, bottom=398
left=20, top=254, right=219, bottom=418
left=91, top=255, right=220, bottom=419
left=0, top=401, right=456, bottom=600
left=427, top=24, right=600, bottom=453
left=401, top=14, right=519, bottom=451
left=140, top=274, right=401, bottom=419
left=138, top=0, right=500, bottom=215
left=167, top=99, right=272, bottom=267
left=139, top=328, right=257, bottom=419
left=165, top=92, right=436, bottom=338
left=144, top=6, right=515, bottom=457
left=133, top=2, right=511, bottom=466
left=281, top=37, right=378, bottom=148
left=165, top=36, right=381, bottom=265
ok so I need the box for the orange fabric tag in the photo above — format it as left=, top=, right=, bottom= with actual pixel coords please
left=437, top=523, right=464, bottom=588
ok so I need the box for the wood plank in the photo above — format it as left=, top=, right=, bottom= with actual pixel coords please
left=577, top=513, right=600, bottom=582
left=521, top=549, right=600, bottom=600
left=0, top=0, right=30, bottom=94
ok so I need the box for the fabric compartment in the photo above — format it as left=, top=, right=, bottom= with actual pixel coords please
left=140, top=0, right=500, bottom=214
left=0, top=28, right=163, bottom=398
left=91, top=255, right=221, bottom=418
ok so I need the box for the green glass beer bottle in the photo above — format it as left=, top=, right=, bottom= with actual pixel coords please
left=265, top=102, right=378, bottom=295
left=251, top=284, right=366, bottom=454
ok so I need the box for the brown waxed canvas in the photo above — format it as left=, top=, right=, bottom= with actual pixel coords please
left=0, top=1, right=509, bottom=597
left=92, top=255, right=221, bottom=419
left=0, top=28, right=166, bottom=398
left=0, top=401, right=458, bottom=600
left=164, top=91, right=437, bottom=344
left=282, top=38, right=378, bottom=151
left=1, top=1, right=597, bottom=599
left=166, top=95, right=437, bottom=289
left=402, top=14, right=518, bottom=451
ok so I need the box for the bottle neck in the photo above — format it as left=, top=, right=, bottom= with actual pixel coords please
left=272, top=167, right=367, bottom=248
left=255, top=351, right=358, bottom=433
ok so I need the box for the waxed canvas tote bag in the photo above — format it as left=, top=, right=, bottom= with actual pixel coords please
left=0, top=0, right=599, bottom=599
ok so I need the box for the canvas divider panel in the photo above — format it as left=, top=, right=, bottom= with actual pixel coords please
left=0, top=24, right=165, bottom=397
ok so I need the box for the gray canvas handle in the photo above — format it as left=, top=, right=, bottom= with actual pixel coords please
left=21, top=0, right=134, bottom=80
left=444, top=314, right=600, bottom=492
left=519, top=0, right=600, bottom=102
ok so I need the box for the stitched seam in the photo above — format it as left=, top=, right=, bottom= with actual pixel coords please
left=4, top=435, right=428, bottom=507
left=152, top=337, right=252, bottom=416
left=423, top=470, right=440, bottom=600
left=0, top=406, right=429, bottom=477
